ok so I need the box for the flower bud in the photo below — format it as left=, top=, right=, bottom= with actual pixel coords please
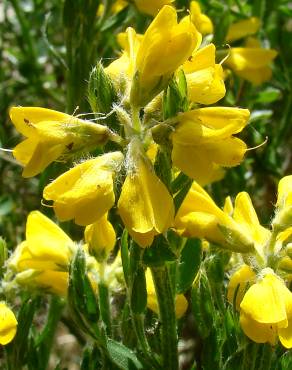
left=88, top=62, right=118, bottom=117
left=85, top=214, right=116, bottom=262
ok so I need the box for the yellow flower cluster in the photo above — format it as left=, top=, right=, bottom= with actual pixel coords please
left=177, top=175, right=292, bottom=347
left=9, top=5, right=251, bottom=250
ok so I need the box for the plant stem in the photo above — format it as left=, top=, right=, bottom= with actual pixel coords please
left=151, top=265, right=178, bottom=370
left=98, top=282, right=112, bottom=336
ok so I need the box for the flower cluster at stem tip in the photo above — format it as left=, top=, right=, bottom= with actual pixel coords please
left=2, top=1, right=284, bottom=349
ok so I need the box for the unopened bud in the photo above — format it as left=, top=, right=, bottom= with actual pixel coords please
left=88, top=62, right=118, bottom=116
left=85, top=214, right=116, bottom=262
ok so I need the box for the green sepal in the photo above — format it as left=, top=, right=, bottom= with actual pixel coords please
left=88, top=62, right=118, bottom=118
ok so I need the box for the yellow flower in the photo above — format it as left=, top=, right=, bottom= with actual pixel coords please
left=225, top=37, right=277, bottom=85
left=118, top=149, right=174, bottom=247
left=8, top=211, right=75, bottom=296
left=226, top=17, right=261, bottom=43
left=132, top=5, right=201, bottom=106
left=182, top=43, right=226, bottom=105
left=189, top=1, right=213, bottom=35
left=240, top=269, right=292, bottom=348
left=9, top=211, right=75, bottom=272
left=171, top=107, right=249, bottom=185
left=232, top=192, right=271, bottom=257
left=273, top=175, right=292, bottom=232
left=227, top=264, right=256, bottom=310
left=105, top=28, right=142, bottom=93
left=174, top=181, right=232, bottom=242
left=276, top=175, right=292, bottom=209
left=10, top=107, right=110, bottom=177
left=85, top=213, right=116, bottom=261
left=134, top=0, right=174, bottom=16
left=0, top=303, right=17, bottom=345
left=175, top=183, right=268, bottom=254
left=32, top=270, right=68, bottom=296
left=43, top=151, right=124, bottom=226
left=146, top=269, right=188, bottom=318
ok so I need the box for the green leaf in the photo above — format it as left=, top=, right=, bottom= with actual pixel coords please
left=174, top=177, right=193, bottom=213
left=171, top=172, right=191, bottom=194
left=107, top=339, right=143, bottom=370
left=176, top=239, right=202, bottom=294
left=254, top=88, right=281, bottom=104
left=191, top=273, right=215, bottom=339
left=163, top=71, right=188, bottom=120
left=121, top=230, right=130, bottom=286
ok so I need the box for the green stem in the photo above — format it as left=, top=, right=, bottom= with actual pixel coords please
left=128, top=245, right=154, bottom=363
left=151, top=266, right=178, bottom=370
left=98, top=282, right=112, bottom=336
left=36, top=296, right=65, bottom=370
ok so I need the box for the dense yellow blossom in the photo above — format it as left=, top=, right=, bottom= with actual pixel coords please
left=43, top=152, right=124, bottom=226
left=0, top=303, right=17, bottom=345
left=171, top=107, right=249, bottom=184
left=240, top=269, right=292, bottom=348
left=10, top=107, right=110, bottom=177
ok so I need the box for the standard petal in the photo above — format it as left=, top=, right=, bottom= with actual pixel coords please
left=9, top=106, right=69, bottom=137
